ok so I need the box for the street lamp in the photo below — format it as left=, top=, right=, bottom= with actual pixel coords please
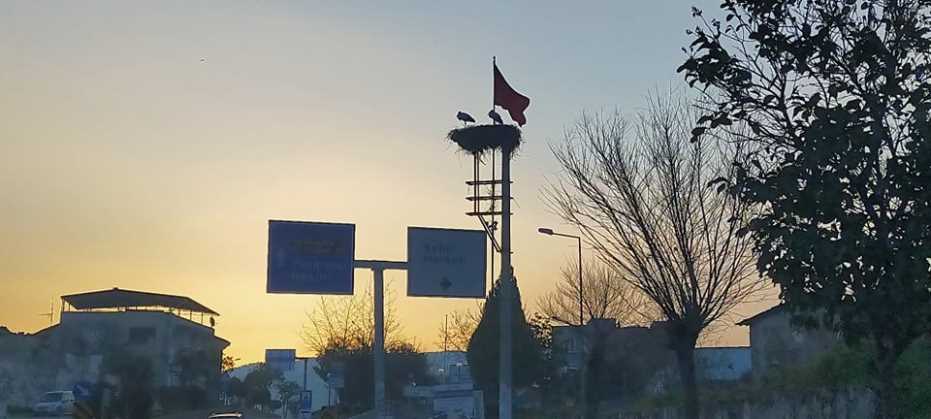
left=537, top=227, right=583, bottom=326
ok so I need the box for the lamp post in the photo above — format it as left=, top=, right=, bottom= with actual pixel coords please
left=537, top=228, right=583, bottom=326
left=538, top=227, right=587, bottom=419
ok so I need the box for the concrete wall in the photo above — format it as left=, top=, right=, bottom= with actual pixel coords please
left=748, top=310, right=838, bottom=380
left=619, top=388, right=874, bottom=419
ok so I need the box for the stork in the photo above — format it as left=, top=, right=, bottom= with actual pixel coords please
left=457, top=111, right=476, bottom=126
left=488, top=109, right=504, bottom=125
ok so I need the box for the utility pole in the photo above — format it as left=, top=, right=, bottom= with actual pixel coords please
left=499, top=147, right=513, bottom=419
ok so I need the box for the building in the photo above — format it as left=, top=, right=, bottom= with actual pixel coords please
left=404, top=351, right=477, bottom=419
left=737, top=305, right=839, bottom=380
left=0, top=288, right=229, bottom=408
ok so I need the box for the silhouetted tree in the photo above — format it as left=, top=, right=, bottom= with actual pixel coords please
left=244, top=363, right=281, bottom=411
left=436, top=307, right=481, bottom=352
left=545, top=96, right=761, bottom=419
left=301, top=288, right=402, bottom=356
left=467, top=275, right=544, bottom=419
left=102, top=353, right=155, bottom=419
left=275, top=380, right=302, bottom=419
left=314, top=341, right=430, bottom=414
left=222, top=354, right=237, bottom=374
left=680, top=1, right=931, bottom=417
left=539, top=261, right=652, bottom=327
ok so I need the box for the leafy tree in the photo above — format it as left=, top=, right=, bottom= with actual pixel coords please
left=315, top=341, right=430, bottom=414
left=679, top=1, right=931, bottom=417
left=244, top=363, right=282, bottom=411
left=545, top=97, right=761, bottom=419
left=467, top=274, right=544, bottom=418
left=102, top=353, right=155, bottom=419
left=275, top=380, right=302, bottom=419
left=222, top=354, right=238, bottom=373
left=228, top=377, right=248, bottom=406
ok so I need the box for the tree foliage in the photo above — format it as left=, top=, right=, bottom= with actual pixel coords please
left=302, top=286, right=427, bottom=414
left=315, top=341, right=430, bottom=415
left=545, top=95, right=762, bottom=419
left=436, top=307, right=481, bottom=352
left=243, top=363, right=282, bottom=411
left=102, top=352, right=155, bottom=419
left=467, top=274, right=545, bottom=414
left=679, top=1, right=931, bottom=417
left=301, top=288, right=403, bottom=356
left=539, top=261, right=652, bottom=327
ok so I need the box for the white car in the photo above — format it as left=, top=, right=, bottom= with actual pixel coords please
left=32, top=391, right=75, bottom=416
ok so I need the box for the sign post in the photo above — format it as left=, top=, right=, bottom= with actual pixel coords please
left=269, top=221, right=484, bottom=419
left=354, top=260, right=407, bottom=419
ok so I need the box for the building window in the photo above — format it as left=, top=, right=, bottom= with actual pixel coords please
left=129, top=327, right=155, bottom=344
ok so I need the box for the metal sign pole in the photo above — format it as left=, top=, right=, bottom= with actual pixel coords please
left=354, top=260, right=407, bottom=419
left=499, top=147, right=512, bottom=419
left=373, top=266, right=386, bottom=419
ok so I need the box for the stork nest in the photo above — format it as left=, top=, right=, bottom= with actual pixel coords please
left=447, top=124, right=523, bottom=155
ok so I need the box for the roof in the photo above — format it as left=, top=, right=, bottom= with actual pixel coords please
left=62, top=288, right=219, bottom=316
left=736, top=305, right=784, bottom=326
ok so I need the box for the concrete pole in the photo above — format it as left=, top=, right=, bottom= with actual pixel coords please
left=373, top=267, right=386, bottom=419
left=499, top=147, right=512, bottom=419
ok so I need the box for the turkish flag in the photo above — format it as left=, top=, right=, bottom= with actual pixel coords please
left=494, top=63, right=530, bottom=126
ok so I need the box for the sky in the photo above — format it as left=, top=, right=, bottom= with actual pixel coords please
left=0, top=1, right=779, bottom=364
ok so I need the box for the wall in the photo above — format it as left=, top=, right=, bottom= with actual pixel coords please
left=619, top=387, right=874, bottom=419
left=748, top=310, right=838, bottom=381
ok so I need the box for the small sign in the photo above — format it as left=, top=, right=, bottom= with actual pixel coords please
left=72, top=381, right=94, bottom=401
left=300, top=390, right=313, bottom=410
left=407, top=227, right=486, bottom=298
left=267, top=220, right=355, bottom=295
left=265, top=349, right=296, bottom=372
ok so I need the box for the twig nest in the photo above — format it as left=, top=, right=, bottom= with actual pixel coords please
left=447, top=124, right=522, bottom=154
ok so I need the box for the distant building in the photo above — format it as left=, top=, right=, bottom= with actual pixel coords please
left=737, top=305, right=840, bottom=380
left=228, top=356, right=335, bottom=414
left=0, top=287, right=229, bottom=408
left=405, top=351, right=477, bottom=419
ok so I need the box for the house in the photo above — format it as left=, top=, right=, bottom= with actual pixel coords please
left=737, top=305, right=839, bottom=380
left=0, top=287, right=229, bottom=408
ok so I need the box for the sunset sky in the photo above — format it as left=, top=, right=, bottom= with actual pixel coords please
left=0, top=1, right=779, bottom=364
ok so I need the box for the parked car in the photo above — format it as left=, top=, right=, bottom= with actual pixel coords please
left=207, top=411, right=244, bottom=419
left=32, top=391, right=75, bottom=416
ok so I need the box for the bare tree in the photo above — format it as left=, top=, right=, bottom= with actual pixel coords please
left=301, top=287, right=403, bottom=356
left=538, top=261, right=652, bottom=327
left=545, top=94, right=762, bottom=419
left=435, top=307, right=481, bottom=352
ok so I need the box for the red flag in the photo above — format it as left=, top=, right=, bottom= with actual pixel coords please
left=494, top=63, right=530, bottom=126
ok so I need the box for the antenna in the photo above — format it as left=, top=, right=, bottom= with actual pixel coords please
left=38, top=301, right=54, bottom=326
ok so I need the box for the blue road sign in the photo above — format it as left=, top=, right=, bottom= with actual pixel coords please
left=301, top=390, right=312, bottom=410
left=265, top=349, right=296, bottom=372
left=72, top=381, right=94, bottom=401
left=267, top=220, right=355, bottom=295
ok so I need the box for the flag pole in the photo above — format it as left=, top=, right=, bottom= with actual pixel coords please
left=493, top=54, right=514, bottom=419
left=491, top=56, right=496, bottom=112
